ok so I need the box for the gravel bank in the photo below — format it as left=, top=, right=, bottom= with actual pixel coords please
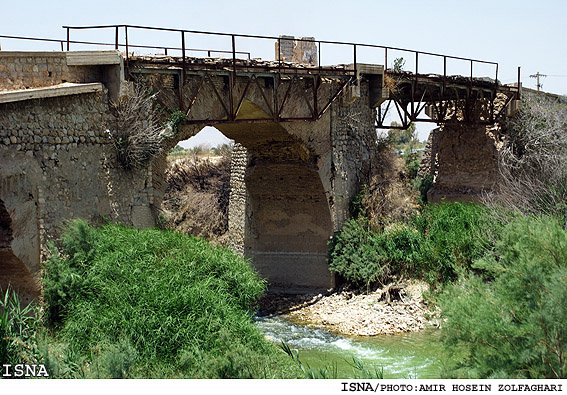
left=259, top=280, right=440, bottom=337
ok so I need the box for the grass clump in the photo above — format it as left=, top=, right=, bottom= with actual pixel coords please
left=0, top=288, right=40, bottom=366
left=42, top=220, right=300, bottom=378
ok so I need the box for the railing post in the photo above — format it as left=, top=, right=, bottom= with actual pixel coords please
left=230, top=34, right=236, bottom=120
left=517, top=66, right=521, bottom=99
left=495, top=63, right=499, bottom=86
left=124, top=26, right=129, bottom=78
left=443, top=56, right=447, bottom=92
left=415, top=52, right=419, bottom=74
left=353, top=44, right=357, bottom=79
left=415, top=51, right=419, bottom=83
left=318, top=41, right=321, bottom=71
left=384, top=47, right=388, bottom=77
left=66, top=27, right=69, bottom=51
left=181, top=31, right=186, bottom=69
left=115, top=26, right=119, bottom=50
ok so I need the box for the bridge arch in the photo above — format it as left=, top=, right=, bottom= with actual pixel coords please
left=0, top=199, right=39, bottom=304
left=155, top=100, right=335, bottom=290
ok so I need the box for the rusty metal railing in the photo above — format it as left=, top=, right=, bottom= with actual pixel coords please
left=2, top=25, right=520, bottom=93
left=0, top=34, right=251, bottom=59
left=2, top=26, right=521, bottom=127
left=60, top=24, right=519, bottom=90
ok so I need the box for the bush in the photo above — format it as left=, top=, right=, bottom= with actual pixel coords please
left=43, top=220, right=299, bottom=378
left=329, top=202, right=495, bottom=289
left=411, top=202, right=495, bottom=283
left=329, top=218, right=391, bottom=290
left=491, top=93, right=567, bottom=226
left=439, top=216, right=567, bottom=378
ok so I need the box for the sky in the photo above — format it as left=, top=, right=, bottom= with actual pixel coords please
left=2, top=0, right=566, bottom=146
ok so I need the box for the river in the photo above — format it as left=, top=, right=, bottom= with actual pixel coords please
left=256, top=315, right=446, bottom=379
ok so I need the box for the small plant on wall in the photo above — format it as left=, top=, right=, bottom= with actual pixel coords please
left=107, top=84, right=172, bottom=170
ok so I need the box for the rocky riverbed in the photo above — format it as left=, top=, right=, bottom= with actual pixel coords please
left=259, top=280, right=440, bottom=337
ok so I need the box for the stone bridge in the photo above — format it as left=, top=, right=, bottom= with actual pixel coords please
left=0, top=38, right=519, bottom=298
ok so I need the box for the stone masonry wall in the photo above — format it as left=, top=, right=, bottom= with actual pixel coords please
left=0, top=52, right=103, bottom=91
left=0, top=89, right=155, bottom=279
left=328, top=80, right=377, bottom=231
left=227, top=143, right=249, bottom=255
left=427, top=123, right=501, bottom=202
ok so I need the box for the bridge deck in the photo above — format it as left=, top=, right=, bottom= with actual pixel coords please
left=129, top=54, right=519, bottom=127
left=2, top=24, right=521, bottom=127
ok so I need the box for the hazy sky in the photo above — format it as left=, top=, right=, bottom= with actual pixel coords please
left=3, top=0, right=566, bottom=146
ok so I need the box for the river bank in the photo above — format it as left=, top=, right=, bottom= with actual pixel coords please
left=259, top=280, right=440, bottom=337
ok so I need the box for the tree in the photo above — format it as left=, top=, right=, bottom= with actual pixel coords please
left=393, top=57, right=405, bottom=73
left=440, top=216, right=567, bottom=378
left=387, top=122, right=417, bottom=150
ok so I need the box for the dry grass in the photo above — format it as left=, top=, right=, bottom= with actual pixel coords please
left=383, top=74, right=399, bottom=94
left=361, top=140, right=419, bottom=225
left=163, top=153, right=231, bottom=244
left=107, top=84, right=172, bottom=170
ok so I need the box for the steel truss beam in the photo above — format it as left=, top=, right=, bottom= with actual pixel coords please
left=131, top=65, right=354, bottom=125
left=375, top=76, right=519, bottom=130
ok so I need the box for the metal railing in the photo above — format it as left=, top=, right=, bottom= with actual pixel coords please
left=0, top=33, right=251, bottom=59
left=60, top=24, right=509, bottom=86
left=2, top=25, right=521, bottom=96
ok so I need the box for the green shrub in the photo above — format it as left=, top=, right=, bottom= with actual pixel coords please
left=43, top=220, right=299, bottom=378
left=329, top=202, right=496, bottom=289
left=411, top=202, right=494, bottom=283
left=166, top=109, right=188, bottom=134
left=328, top=218, right=389, bottom=290
left=414, top=173, right=433, bottom=204
left=439, top=216, right=567, bottom=378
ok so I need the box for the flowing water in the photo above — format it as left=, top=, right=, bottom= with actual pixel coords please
left=256, top=315, right=447, bottom=378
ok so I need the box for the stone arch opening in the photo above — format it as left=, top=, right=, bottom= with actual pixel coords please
left=216, top=116, right=334, bottom=291
left=156, top=101, right=335, bottom=290
left=0, top=199, right=39, bottom=304
left=161, top=125, right=233, bottom=242
left=176, top=126, right=232, bottom=153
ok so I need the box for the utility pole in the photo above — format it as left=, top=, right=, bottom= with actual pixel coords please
left=529, top=72, right=547, bottom=91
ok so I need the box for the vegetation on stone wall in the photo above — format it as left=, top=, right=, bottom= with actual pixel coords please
left=107, top=84, right=172, bottom=170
